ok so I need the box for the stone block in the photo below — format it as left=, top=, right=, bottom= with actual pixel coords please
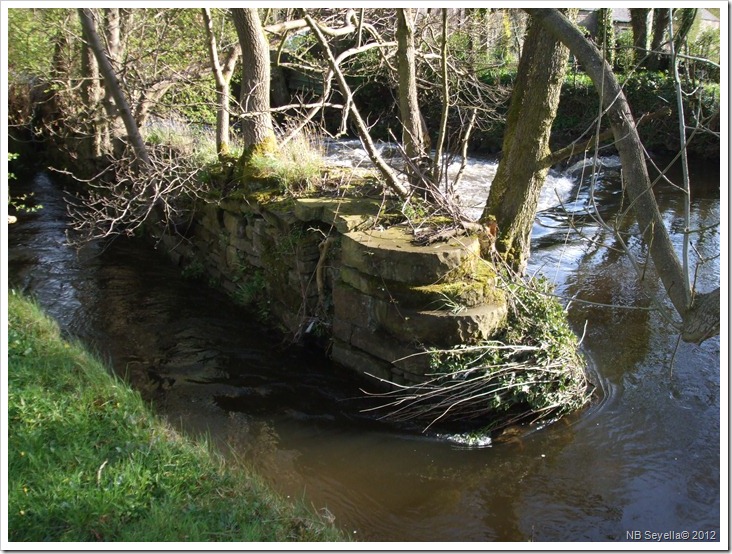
left=331, top=340, right=393, bottom=383
left=223, top=211, right=244, bottom=238
left=252, top=226, right=272, bottom=254
left=293, top=197, right=382, bottom=233
left=296, top=258, right=318, bottom=275
left=247, top=255, right=264, bottom=268
left=232, top=236, right=257, bottom=258
left=341, top=226, right=480, bottom=286
left=225, top=245, right=242, bottom=270
left=332, top=317, right=353, bottom=342
left=332, top=281, right=378, bottom=329
left=349, top=328, right=432, bottom=376
left=378, top=302, right=508, bottom=348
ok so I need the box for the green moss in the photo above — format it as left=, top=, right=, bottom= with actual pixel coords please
left=343, top=257, right=504, bottom=312
left=411, top=261, right=504, bottom=310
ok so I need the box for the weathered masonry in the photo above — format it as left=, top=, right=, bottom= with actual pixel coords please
left=154, top=194, right=508, bottom=386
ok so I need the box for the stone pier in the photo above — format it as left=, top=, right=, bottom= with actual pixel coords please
left=155, top=192, right=507, bottom=387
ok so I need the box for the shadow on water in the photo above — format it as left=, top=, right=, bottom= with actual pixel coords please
left=7, top=152, right=721, bottom=541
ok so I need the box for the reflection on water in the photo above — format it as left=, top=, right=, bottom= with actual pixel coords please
left=7, top=149, right=720, bottom=542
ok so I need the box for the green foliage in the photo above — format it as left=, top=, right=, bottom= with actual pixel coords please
left=231, top=270, right=271, bottom=320
left=501, top=276, right=580, bottom=363
left=7, top=292, right=345, bottom=542
left=614, top=30, right=635, bottom=74
left=551, top=69, right=720, bottom=157
left=596, top=8, right=615, bottom=68
left=7, top=8, right=68, bottom=78
left=143, top=122, right=234, bottom=171
left=162, top=80, right=219, bottom=128
left=8, top=153, right=42, bottom=215
left=428, top=275, right=588, bottom=424
left=687, top=28, right=721, bottom=82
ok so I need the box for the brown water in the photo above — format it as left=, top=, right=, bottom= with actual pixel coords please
left=7, top=155, right=721, bottom=543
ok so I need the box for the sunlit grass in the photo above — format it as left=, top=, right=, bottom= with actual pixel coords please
left=247, top=129, right=325, bottom=194
left=7, top=291, right=346, bottom=542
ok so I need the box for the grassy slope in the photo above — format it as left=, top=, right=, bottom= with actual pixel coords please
left=7, top=291, right=346, bottom=543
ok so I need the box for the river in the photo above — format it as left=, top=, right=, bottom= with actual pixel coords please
left=7, top=146, right=721, bottom=543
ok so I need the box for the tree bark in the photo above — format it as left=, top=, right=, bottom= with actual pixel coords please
left=79, top=36, right=105, bottom=162
left=480, top=10, right=575, bottom=274
left=673, top=8, right=698, bottom=53
left=101, top=8, right=126, bottom=156
left=526, top=8, right=719, bottom=343
left=647, top=9, right=670, bottom=70
left=78, top=8, right=149, bottom=169
left=203, top=8, right=240, bottom=157
left=396, top=8, right=428, bottom=188
left=231, top=8, right=276, bottom=155
left=630, top=8, right=652, bottom=65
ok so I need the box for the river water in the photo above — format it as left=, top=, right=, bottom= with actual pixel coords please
left=7, top=146, right=722, bottom=543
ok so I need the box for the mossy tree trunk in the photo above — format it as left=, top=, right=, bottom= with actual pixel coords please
left=79, top=29, right=105, bottom=163
left=480, top=9, right=575, bottom=274
left=630, top=8, right=652, bottom=65
left=231, top=8, right=277, bottom=161
left=596, top=8, right=615, bottom=67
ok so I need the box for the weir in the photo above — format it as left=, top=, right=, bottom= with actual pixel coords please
left=154, top=188, right=507, bottom=387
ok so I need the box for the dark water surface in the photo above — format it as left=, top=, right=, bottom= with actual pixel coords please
left=7, top=154, right=721, bottom=543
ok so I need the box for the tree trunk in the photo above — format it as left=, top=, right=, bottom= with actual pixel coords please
left=480, top=10, right=575, bottom=274
left=647, top=9, right=670, bottom=70
left=396, top=8, right=428, bottom=189
left=630, top=8, right=652, bottom=64
left=596, top=8, right=615, bottom=67
left=100, top=8, right=126, bottom=156
left=79, top=37, right=105, bottom=164
left=78, top=8, right=149, bottom=169
left=526, top=8, right=719, bottom=343
left=230, top=8, right=276, bottom=157
left=203, top=8, right=240, bottom=158
left=673, top=8, right=698, bottom=53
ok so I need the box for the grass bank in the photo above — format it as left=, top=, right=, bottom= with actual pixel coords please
left=7, top=291, right=346, bottom=543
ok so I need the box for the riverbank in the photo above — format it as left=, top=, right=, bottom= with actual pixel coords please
left=7, top=291, right=346, bottom=543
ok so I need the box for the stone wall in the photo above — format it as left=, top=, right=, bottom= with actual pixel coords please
left=154, top=194, right=508, bottom=387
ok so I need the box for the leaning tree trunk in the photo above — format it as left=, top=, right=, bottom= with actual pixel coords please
left=78, top=8, right=149, bottom=169
left=480, top=9, right=575, bottom=274
left=230, top=8, right=276, bottom=158
left=526, top=8, right=719, bottom=344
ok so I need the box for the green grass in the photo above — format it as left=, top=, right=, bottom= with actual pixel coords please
left=7, top=291, right=347, bottom=543
left=246, top=131, right=325, bottom=194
